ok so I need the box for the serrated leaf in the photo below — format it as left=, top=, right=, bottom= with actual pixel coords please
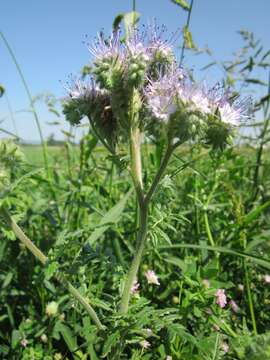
left=171, top=0, right=190, bottom=11
left=102, top=331, right=120, bottom=358
left=57, top=323, right=78, bottom=352
left=86, top=188, right=133, bottom=246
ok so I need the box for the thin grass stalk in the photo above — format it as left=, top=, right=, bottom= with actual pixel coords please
left=0, top=207, right=105, bottom=330
left=0, top=31, right=49, bottom=180
left=179, top=0, right=195, bottom=67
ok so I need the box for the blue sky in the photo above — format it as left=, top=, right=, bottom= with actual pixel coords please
left=0, top=0, right=269, bottom=141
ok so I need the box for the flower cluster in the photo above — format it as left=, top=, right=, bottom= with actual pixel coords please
left=63, top=23, right=251, bottom=150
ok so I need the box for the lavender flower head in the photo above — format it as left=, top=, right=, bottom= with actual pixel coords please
left=147, top=22, right=176, bottom=64
left=88, top=30, right=123, bottom=64
left=208, top=87, right=251, bottom=126
left=145, top=66, right=184, bottom=122
left=215, top=289, right=227, bottom=308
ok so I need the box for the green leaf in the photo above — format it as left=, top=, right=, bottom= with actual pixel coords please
left=11, top=330, right=21, bottom=349
left=102, top=331, right=120, bottom=358
left=164, top=256, right=187, bottom=272
left=123, top=11, right=140, bottom=37
left=57, top=323, right=78, bottom=352
left=2, top=272, right=13, bottom=288
left=170, top=0, right=190, bottom=11
left=86, top=188, right=133, bottom=246
left=113, top=13, right=124, bottom=31
left=245, top=78, right=267, bottom=86
left=158, top=244, right=270, bottom=270
left=183, top=26, right=196, bottom=49
left=242, top=200, right=270, bottom=226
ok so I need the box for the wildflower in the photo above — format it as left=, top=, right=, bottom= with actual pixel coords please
left=263, top=274, right=270, bottom=284
left=145, top=270, right=160, bottom=285
left=221, top=342, right=229, bottom=353
left=46, top=301, right=58, bottom=317
left=140, top=340, right=151, bottom=349
left=208, top=87, right=251, bottom=126
left=215, top=289, right=227, bottom=308
left=144, top=328, right=153, bottom=336
left=166, top=356, right=173, bottom=360
left=202, top=279, right=210, bottom=288
left=20, top=338, right=28, bottom=348
left=229, top=299, right=240, bottom=313
left=131, top=280, right=140, bottom=295
left=88, top=30, right=123, bottom=63
left=145, top=67, right=184, bottom=122
left=146, top=22, right=175, bottom=65
left=40, top=334, right=48, bottom=343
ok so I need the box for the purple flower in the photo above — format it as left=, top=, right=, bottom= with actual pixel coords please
left=145, top=67, right=184, bottom=122
left=146, top=22, right=175, bottom=62
left=229, top=299, right=240, bottom=313
left=208, top=87, right=251, bottom=126
left=126, top=29, right=149, bottom=63
left=221, top=342, right=229, bottom=353
left=65, top=77, right=106, bottom=101
left=145, top=270, right=160, bottom=285
left=215, top=289, right=227, bottom=308
left=140, top=340, right=151, bottom=349
left=88, top=30, right=123, bottom=63
left=20, top=338, right=28, bottom=348
left=131, top=280, right=140, bottom=295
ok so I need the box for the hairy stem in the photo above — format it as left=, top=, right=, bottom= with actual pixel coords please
left=119, top=202, right=148, bottom=314
left=120, top=141, right=178, bottom=313
left=0, top=207, right=105, bottom=330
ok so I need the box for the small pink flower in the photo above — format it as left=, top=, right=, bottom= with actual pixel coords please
left=202, top=279, right=210, bottom=288
left=20, top=338, right=28, bottom=348
left=131, top=280, right=140, bottom=295
left=140, top=340, right=151, bottom=349
left=145, top=270, right=160, bottom=285
left=221, top=342, right=229, bottom=353
left=263, top=275, right=270, bottom=284
left=215, top=289, right=227, bottom=308
left=229, top=299, right=240, bottom=313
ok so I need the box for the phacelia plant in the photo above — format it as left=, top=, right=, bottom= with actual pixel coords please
left=63, top=22, right=250, bottom=317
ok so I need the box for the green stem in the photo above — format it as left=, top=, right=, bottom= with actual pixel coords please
left=204, top=212, right=215, bottom=247
left=0, top=207, right=105, bottom=330
left=119, top=202, right=148, bottom=314
left=244, top=260, right=257, bottom=335
left=120, top=141, right=178, bottom=313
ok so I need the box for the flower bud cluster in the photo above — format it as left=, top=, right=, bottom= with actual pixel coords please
left=63, top=23, right=251, bottom=150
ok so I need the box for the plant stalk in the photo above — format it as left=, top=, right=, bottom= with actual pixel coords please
left=120, top=140, right=177, bottom=313
left=0, top=207, right=105, bottom=330
left=119, top=202, right=148, bottom=314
